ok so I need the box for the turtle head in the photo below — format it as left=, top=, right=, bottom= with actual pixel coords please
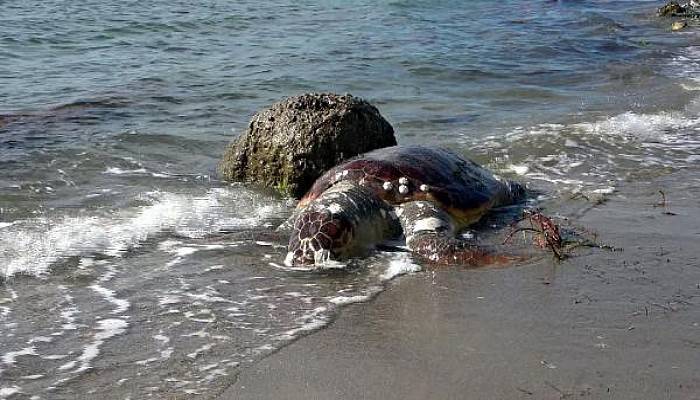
left=285, top=208, right=354, bottom=267
left=285, top=181, right=397, bottom=268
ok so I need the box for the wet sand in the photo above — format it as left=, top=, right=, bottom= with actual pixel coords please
left=219, top=171, right=700, bottom=400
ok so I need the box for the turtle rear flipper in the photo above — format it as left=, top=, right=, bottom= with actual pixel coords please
left=399, top=201, right=518, bottom=266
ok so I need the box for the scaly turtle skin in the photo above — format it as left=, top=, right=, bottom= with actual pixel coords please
left=286, top=146, right=525, bottom=267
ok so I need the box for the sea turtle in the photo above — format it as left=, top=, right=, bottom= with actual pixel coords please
left=285, top=145, right=527, bottom=267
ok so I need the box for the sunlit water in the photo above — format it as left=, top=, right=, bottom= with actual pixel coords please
left=2, top=0, right=700, bottom=398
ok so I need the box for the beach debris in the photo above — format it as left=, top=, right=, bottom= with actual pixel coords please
left=569, top=191, right=608, bottom=206
left=653, top=190, right=677, bottom=215
left=504, top=209, right=621, bottom=260
left=540, top=360, right=558, bottom=369
left=544, top=380, right=574, bottom=398
left=504, top=210, right=564, bottom=259
left=516, top=387, right=534, bottom=396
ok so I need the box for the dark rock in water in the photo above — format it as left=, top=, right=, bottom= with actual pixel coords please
left=219, top=93, right=396, bottom=198
left=658, top=1, right=700, bottom=17
left=659, top=1, right=686, bottom=16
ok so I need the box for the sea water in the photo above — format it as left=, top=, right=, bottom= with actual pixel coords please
left=1, top=0, right=699, bottom=398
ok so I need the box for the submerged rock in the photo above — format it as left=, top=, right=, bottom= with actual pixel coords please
left=672, top=20, right=688, bottom=30
left=219, top=93, right=396, bottom=198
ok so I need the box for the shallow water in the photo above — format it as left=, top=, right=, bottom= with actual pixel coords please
left=2, top=0, right=700, bottom=398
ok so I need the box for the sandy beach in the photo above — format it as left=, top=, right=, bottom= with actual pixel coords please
left=220, top=169, right=700, bottom=400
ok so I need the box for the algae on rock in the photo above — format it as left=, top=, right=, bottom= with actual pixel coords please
left=219, top=93, right=396, bottom=198
left=658, top=1, right=700, bottom=17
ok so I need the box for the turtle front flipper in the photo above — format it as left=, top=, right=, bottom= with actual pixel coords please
left=398, top=201, right=515, bottom=266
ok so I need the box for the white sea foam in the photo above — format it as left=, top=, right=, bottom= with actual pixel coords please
left=477, top=102, right=700, bottom=194
left=158, top=295, right=183, bottom=306
left=381, top=253, right=422, bottom=281
left=2, top=346, right=37, bottom=366
left=277, top=306, right=329, bottom=340
left=507, top=164, right=529, bottom=175
left=89, top=284, right=130, bottom=314
left=185, top=286, right=234, bottom=304
left=0, top=188, right=284, bottom=278
left=60, top=318, right=128, bottom=374
left=187, top=343, right=214, bottom=359
left=103, top=167, right=149, bottom=175
left=0, top=386, right=22, bottom=399
left=59, top=305, right=79, bottom=332
left=184, top=309, right=216, bottom=323
left=572, top=111, right=700, bottom=142
left=19, top=374, right=43, bottom=381
left=329, top=295, right=372, bottom=305
left=669, top=46, right=700, bottom=83
left=591, top=186, right=616, bottom=194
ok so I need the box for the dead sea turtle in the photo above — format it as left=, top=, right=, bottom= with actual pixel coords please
left=285, top=145, right=527, bottom=267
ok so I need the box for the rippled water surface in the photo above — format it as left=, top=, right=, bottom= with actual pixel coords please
left=2, top=0, right=700, bottom=398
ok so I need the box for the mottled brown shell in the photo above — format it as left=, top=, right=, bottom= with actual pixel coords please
left=299, top=146, right=517, bottom=227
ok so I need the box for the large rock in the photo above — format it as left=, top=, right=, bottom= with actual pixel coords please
left=219, top=93, right=396, bottom=198
left=658, top=1, right=700, bottom=17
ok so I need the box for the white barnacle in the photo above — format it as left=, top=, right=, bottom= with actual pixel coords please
left=398, top=177, right=409, bottom=185
left=382, top=181, right=393, bottom=191
left=419, top=184, right=429, bottom=192
left=342, top=170, right=349, bottom=177
left=413, top=217, right=449, bottom=233
left=461, top=231, right=475, bottom=240
left=398, top=185, right=409, bottom=195
left=328, top=203, right=343, bottom=214
left=335, top=172, right=343, bottom=181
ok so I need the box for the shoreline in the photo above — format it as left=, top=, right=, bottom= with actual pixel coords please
left=219, top=169, right=700, bottom=399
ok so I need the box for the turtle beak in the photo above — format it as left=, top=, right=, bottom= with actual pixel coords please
left=283, top=251, right=296, bottom=267
left=284, top=249, right=331, bottom=271
left=284, top=239, right=333, bottom=268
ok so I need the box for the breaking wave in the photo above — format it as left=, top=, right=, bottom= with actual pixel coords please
left=0, top=188, right=286, bottom=278
left=469, top=103, right=700, bottom=196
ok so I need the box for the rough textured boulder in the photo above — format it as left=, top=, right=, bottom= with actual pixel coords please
left=219, top=93, right=396, bottom=198
left=659, top=1, right=685, bottom=16
left=658, top=1, right=700, bottom=17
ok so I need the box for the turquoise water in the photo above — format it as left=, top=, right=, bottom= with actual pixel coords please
left=2, top=1, right=700, bottom=398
